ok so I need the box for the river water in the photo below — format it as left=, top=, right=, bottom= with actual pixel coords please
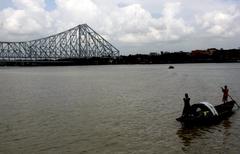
left=0, top=64, right=240, bottom=154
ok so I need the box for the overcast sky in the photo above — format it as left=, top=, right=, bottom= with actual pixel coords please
left=0, top=0, right=240, bottom=54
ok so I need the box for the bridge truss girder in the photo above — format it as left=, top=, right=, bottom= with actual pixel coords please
left=0, top=24, right=120, bottom=60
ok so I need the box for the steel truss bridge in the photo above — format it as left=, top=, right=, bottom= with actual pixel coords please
left=0, top=24, right=119, bottom=61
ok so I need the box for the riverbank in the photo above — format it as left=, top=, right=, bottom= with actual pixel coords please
left=1, top=48, right=240, bottom=66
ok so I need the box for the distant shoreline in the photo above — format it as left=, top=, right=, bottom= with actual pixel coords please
left=0, top=59, right=239, bottom=66
left=1, top=48, right=240, bottom=66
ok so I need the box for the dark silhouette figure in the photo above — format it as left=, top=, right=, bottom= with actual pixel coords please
left=182, top=93, right=191, bottom=117
left=221, top=85, right=229, bottom=103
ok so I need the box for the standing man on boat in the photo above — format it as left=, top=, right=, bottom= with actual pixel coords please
left=182, top=93, right=191, bottom=117
left=221, top=85, right=229, bottom=103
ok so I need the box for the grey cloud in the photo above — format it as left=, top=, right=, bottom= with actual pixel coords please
left=0, top=0, right=239, bottom=53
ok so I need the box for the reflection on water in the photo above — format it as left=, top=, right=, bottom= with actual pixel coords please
left=223, top=118, right=232, bottom=130
left=177, top=127, right=204, bottom=148
left=222, top=119, right=232, bottom=149
left=177, top=117, right=234, bottom=153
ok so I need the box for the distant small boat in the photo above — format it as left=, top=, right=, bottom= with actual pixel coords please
left=168, top=66, right=174, bottom=69
left=176, top=100, right=237, bottom=126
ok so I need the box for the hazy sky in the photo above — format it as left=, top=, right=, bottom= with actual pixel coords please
left=0, top=0, right=240, bottom=54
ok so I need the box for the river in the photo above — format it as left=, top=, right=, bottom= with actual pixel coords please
left=0, top=64, right=240, bottom=153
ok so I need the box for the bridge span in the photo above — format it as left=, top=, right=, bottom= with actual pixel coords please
left=0, top=24, right=119, bottom=61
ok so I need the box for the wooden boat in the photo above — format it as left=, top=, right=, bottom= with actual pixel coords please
left=176, top=100, right=236, bottom=125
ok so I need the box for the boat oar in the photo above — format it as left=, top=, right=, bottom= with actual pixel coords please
left=229, top=95, right=240, bottom=108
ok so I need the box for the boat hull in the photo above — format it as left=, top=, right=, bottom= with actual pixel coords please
left=176, top=101, right=235, bottom=126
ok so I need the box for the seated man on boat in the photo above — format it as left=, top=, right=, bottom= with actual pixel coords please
left=182, top=93, right=191, bottom=117
left=221, top=85, right=229, bottom=103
